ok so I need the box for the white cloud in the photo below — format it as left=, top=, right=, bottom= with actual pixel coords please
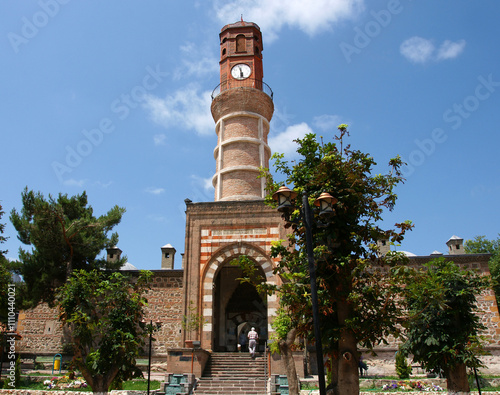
left=437, top=39, right=466, bottom=60
left=313, top=114, right=343, bottom=132
left=400, top=37, right=466, bottom=64
left=191, top=175, right=214, bottom=192
left=145, top=187, right=165, bottom=195
left=215, top=0, right=364, bottom=42
left=147, top=214, right=167, bottom=222
left=144, top=85, right=214, bottom=136
left=400, top=36, right=435, bottom=64
left=96, top=181, right=113, bottom=189
left=268, top=122, right=313, bottom=157
left=63, top=178, right=85, bottom=187
left=153, top=133, right=167, bottom=146
left=174, top=42, right=219, bottom=80
left=190, top=175, right=215, bottom=202
left=271, top=107, right=296, bottom=133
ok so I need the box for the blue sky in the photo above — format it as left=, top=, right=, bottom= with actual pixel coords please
left=1, top=0, right=499, bottom=270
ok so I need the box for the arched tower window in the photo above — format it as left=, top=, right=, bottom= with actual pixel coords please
left=222, top=48, right=226, bottom=56
left=236, top=34, right=246, bottom=52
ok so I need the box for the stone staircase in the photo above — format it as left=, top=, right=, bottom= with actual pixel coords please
left=193, top=352, right=268, bottom=395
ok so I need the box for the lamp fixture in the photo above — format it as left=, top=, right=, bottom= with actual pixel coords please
left=314, top=192, right=338, bottom=217
left=272, top=186, right=298, bottom=213
left=272, top=186, right=338, bottom=395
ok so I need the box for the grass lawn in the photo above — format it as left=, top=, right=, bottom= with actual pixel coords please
left=300, top=377, right=500, bottom=393
left=12, top=377, right=160, bottom=391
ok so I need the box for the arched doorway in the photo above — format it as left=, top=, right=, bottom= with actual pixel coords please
left=212, top=262, right=267, bottom=352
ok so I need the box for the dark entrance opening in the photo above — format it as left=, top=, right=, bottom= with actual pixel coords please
left=213, top=262, right=267, bottom=352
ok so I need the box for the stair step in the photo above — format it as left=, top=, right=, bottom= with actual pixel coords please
left=193, top=352, right=268, bottom=395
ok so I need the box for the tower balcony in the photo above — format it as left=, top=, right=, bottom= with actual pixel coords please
left=211, top=78, right=273, bottom=100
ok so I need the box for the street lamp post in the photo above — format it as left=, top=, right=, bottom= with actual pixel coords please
left=144, top=320, right=162, bottom=395
left=272, top=186, right=337, bottom=395
left=302, top=192, right=327, bottom=395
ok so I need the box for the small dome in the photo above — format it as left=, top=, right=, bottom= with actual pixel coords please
left=400, top=251, right=417, bottom=257
left=120, top=262, right=138, bottom=271
left=447, top=235, right=463, bottom=243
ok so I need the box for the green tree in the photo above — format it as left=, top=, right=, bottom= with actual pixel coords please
left=270, top=309, right=300, bottom=395
left=232, top=255, right=301, bottom=395
left=57, top=269, right=152, bottom=394
left=10, top=188, right=125, bottom=308
left=465, top=235, right=500, bottom=303
left=261, top=126, right=411, bottom=395
left=399, top=257, right=491, bottom=393
left=395, top=347, right=411, bottom=379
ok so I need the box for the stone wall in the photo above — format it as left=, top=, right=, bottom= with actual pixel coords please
left=405, top=254, right=500, bottom=345
left=17, top=303, right=64, bottom=354
left=1, top=391, right=147, bottom=395
left=361, top=254, right=500, bottom=351
left=13, top=251, right=500, bottom=376
left=144, top=270, right=184, bottom=355
left=16, top=269, right=184, bottom=356
left=360, top=254, right=500, bottom=375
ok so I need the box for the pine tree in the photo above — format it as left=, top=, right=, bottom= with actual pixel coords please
left=10, top=188, right=125, bottom=308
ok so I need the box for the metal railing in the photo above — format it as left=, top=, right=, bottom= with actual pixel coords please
left=211, top=78, right=273, bottom=100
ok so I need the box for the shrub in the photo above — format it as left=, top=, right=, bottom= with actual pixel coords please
left=395, top=349, right=412, bottom=379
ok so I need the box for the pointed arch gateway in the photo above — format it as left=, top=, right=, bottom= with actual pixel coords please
left=201, top=242, right=278, bottom=352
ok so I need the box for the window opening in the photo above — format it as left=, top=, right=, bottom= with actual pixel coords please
left=236, top=34, right=246, bottom=52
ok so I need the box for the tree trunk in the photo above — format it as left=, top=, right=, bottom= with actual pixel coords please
left=279, top=329, right=299, bottom=395
left=326, top=353, right=340, bottom=395
left=445, top=363, right=470, bottom=394
left=66, top=260, right=72, bottom=280
left=79, top=364, right=120, bottom=395
left=336, top=301, right=359, bottom=395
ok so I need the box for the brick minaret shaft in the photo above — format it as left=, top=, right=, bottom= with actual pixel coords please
left=210, top=21, right=274, bottom=201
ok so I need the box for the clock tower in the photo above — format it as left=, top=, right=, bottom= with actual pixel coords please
left=218, top=21, right=263, bottom=90
left=182, top=21, right=284, bottom=355
left=211, top=21, right=274, bottom=201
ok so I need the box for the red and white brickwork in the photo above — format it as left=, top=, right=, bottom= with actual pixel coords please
left=211, top=89, right=273, bottom=201
left=182, top=200, right=287, bottom=351
left=199, top=227, right=281, bottom=335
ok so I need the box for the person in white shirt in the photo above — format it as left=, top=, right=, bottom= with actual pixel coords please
left=247, top=327, right=258, bottom=358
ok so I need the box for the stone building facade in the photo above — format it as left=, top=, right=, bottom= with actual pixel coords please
left=363, top=251, right=500, bottom=376
left=13, top=21, right=500, bottom=378
left=15, top=237, right=500, bottom=376
left=16, top=303, right=64, bottom=355
left=181, top=200, right=285, bottom=352
left=16, top=270, right=185, bottom=357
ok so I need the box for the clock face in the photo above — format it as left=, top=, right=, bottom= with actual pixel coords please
left=231, top=63, right=251, bottom=80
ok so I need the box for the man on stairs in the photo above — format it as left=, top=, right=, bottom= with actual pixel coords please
left=247, top=327, right=258, bottom=358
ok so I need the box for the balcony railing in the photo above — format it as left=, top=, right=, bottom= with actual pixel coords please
left=211, top=78, right=273, bottom=100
